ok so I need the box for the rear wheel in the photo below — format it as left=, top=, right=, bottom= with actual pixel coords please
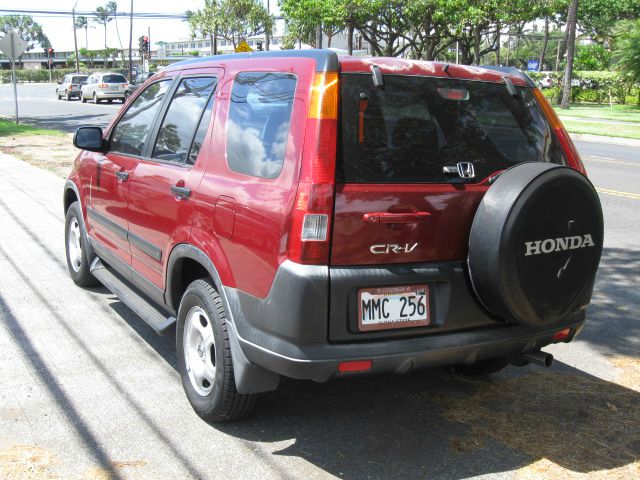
left=177, top=279, right=255, bottom=423
left=66, top=91, right=71, bottom=101
left=93, top=92, right=100, bottom=104
left=81, top=92, right=87, bottom=103
left=64, top=202, right=98, bottom=287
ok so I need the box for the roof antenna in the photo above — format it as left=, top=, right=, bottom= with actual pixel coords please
left=371, top=64, right=384, bottom=89
left=443, top=64, right=452, bottom=77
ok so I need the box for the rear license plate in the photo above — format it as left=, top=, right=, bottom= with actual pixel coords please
left=358, top=285, right=430, bottom=331
left=111, top=85, right=118, bottom=90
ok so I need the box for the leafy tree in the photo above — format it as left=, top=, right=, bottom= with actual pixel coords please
left=578, top=0, right=640, bottom=44
left=217, top=0, right=273, bottom=49
left=187, top=0, right=221, bottom=55
left=612, top=19, right=640, bottom=84
left=0, top=15, right=50, bottom=51
left=93, top=3, right=115, bottom=49
left=574, top=43, right=610, bottom=70
left=74, top=16, right=93, bottom=50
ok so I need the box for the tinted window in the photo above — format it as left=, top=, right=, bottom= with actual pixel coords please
left=338, top=74, right=567, bottom=184
left=152, top=77, right=217, bottom=164
left=111, top=80, right=171, bottom=157
left=72, top=75, right=88, bottom=84
left=103, top=74, right=127, bottom=83
left=227, top=72, right=296, bottom=178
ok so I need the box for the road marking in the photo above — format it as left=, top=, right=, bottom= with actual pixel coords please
left=596, top=188, right=640, bottom=200
left=586, top=156, right=640, bottom=168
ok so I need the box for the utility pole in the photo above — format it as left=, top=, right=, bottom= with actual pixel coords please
left=147, top=26, right=151, bottom=73
left=128, top=0, right=133, bottom=82
left=265, top=0, right=270, bottom=51
left=72, top=2, right=80, bottom=73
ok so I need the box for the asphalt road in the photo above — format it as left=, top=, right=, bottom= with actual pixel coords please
left=0, top=82, right=638, bottom=479
left=0, top=82, right=122, bottom=132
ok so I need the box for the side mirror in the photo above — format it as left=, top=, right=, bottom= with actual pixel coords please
left=74, top=126, right=107, bottom=153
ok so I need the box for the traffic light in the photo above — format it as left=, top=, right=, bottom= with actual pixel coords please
left=138, top=36, right=144, bottom=53
left=142, top=36, right=149, bottom=54
left=256, top=41, right=263, bottom=51
left=47, top=47, right=54, bottom=58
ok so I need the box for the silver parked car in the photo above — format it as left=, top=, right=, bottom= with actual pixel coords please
left=56, top=74, right=88, bottom=101
left=80, top=72, right=128, bottom=104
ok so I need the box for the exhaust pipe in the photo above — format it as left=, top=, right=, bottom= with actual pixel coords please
left=522, top=350, right=554, bottom=368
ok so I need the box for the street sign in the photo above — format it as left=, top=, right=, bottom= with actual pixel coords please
left=0, top=31, right=28, bottom=60
left=0, top=31, right=27, bottom=124
left=235, top=40, right=253, bottom=53
left=526, top=59, right=540, bottom=71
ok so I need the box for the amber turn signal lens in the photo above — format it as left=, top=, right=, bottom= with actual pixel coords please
left=308, top=72, right=339, bottom=119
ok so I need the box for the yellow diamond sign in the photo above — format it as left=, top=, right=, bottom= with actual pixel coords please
left=235, top=40, right=253, bottom=53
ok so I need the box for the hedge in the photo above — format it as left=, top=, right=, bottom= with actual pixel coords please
left=0, top=67, right=125, bottom=84
left=528, top=70, right=639, bottom=104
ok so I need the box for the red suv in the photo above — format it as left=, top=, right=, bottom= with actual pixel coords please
left=64, top=50, right=603, bottom=423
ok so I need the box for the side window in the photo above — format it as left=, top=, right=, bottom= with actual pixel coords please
left=152, top=77, right=217, bottom=164
left=226, top=72, right=297, bottom=179
left=111, top=80, right=172, bottom=157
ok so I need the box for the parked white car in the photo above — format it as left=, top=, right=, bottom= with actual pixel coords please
left=80, top=72, right=128, bottom=104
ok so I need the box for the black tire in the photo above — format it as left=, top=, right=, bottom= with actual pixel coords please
left=454, top=356, right=509, bottom=376
left=177, top=279, right=255, bottom=423
left=66, top=91, right=71, bottom=101
left=57, top=91, right=61, bottom=100
left=64, top=202, right=99, bottom=287
left=93, top=93, right=100, bottom=104
left=468, top=163, right=603, bottom=327
left=81, top=93, right=87, bottom=103
left=107, top=99, right=113, bottom=103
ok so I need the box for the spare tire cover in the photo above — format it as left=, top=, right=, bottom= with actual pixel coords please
left=468, top=162, right=603, bottom=327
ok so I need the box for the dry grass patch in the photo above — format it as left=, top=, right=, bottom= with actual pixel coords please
left=440, top=357, right=640, bottom=478
left=0, top=133, right=76, bottom=178
left=0, top=444, right=59, bottom=480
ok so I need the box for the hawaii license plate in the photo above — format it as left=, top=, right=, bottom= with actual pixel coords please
left=357, top=285, right=430, bottom=331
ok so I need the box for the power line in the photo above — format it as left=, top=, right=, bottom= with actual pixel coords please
left=0, top=8, right=187, bottom=19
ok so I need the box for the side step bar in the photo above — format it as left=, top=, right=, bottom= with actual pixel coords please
left=90, top=258, right=176, bottom=335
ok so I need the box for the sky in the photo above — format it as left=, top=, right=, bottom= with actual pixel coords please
left=3, top=0, right=279, bottom=52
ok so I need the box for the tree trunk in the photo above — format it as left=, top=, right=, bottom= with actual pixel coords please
left=473, top=26, right=481, bottom=65
left=539, top=15, right=549, bottom=71
left=104, top=25, right=107, bottom=49
left=560, top=0, right=578, bottom=108
left=556, top=24, right=569, bottom=70
left=316, top=25, right=323, bottom=49
left=210, top=34, right=214, bottom=55
left=495, top=23, right=501, bottom=65
left=347, top=24, right=354, bottom=55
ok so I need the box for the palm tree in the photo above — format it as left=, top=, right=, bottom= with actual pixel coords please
left=74, top=16, right=92, bottom=50
left=560, top=0, right=578, bottom=108
left=93, top=5, right=114, bottom=49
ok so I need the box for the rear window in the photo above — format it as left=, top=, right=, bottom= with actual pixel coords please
left=338, top=74, right=567, bottom=184
left=102, top=74, right=127, bottom=83
left=72, top=76, right=87, bottom=84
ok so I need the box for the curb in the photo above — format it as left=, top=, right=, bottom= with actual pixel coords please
left=569, top=133, right=640, bottom=147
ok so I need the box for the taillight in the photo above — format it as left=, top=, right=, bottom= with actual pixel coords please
left=122, top=83, right=128, bottom=88
left=98, top=83, right=108, bottom=89
left=287, top=72, right=339, bottom=265
left=533, top=88, right=587, bottom=176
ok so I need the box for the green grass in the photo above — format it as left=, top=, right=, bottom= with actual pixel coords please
left=560, top=119, right=640, bottom=140
left=0, top=119, right=65, bottom=137
left=553, top=104, right=640, bottom=123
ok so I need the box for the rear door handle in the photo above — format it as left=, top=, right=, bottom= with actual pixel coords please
left=115, top=171, right=129, bottom=182
left=363, top=212, right=431, bottom=224
left=171, top=185, right=191, bottom=200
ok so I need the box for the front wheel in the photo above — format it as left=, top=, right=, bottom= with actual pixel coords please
left=177, top=279, right=256, bottom=423
left=64, top=202, right=99, bottom=287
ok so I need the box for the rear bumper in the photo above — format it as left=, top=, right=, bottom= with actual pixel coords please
left=223, top=260, right=586, bottom=384
left=232, top=315, right=584, bottom=382
left=95, top=91, right=125, bottom=99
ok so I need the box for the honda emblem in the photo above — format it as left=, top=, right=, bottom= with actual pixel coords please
left=457, top=162, right=475, bottom=179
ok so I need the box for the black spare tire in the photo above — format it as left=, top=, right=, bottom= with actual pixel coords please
left=468, top=162, right=603, bottom=327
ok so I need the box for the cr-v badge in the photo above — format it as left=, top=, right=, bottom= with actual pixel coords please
left=370, top=243, right=419, bottom=254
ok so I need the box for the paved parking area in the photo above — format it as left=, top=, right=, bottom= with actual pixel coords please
left=0, top=147, right=638, bottom=479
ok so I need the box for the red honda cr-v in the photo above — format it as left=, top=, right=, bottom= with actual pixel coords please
left=64, top=50, right=603, bottom=422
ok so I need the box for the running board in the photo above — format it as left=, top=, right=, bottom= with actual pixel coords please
left=91, top=258, right=176, bottom=335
